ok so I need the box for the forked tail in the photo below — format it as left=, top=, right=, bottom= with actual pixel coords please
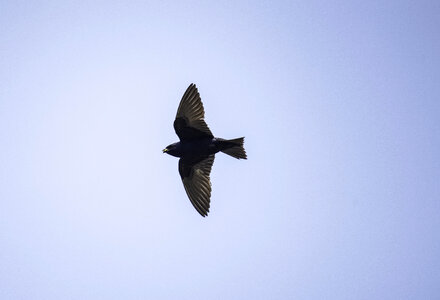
left=218, top=137, right=247, bottom=159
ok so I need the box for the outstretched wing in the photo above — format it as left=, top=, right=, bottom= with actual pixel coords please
left=178, top=155, right=215, bottom=217
left=174, top=83, right=213, bottom=141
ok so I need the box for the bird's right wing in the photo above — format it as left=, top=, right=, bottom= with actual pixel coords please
left=178, top=155, right=215, bottom=217
left=174, top=84, right=213, bottom=141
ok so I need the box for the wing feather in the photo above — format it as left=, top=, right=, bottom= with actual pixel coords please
left=174, top=84, right=213, bottom=141
left=178, top=155, right=215, bottom=217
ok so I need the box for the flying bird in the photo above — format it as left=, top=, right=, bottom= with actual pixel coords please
left=163, top=83, right=247, bottom=217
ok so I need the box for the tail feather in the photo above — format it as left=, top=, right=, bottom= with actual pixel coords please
left=218, top=137, right=247, bottom=159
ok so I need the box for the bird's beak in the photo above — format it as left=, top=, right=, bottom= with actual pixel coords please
left=162, top=148, right=168, bottom=153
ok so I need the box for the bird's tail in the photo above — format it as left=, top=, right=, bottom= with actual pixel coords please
left=218, top=137, right=247, bottom=159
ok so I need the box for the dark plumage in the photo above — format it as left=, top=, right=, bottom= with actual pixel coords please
left=163, top=83, right=247, bottom=217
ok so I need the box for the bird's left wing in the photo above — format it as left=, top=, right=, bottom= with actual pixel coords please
left=178, top=155, right=215, bottom=217
left=174, top=83, right=213, bottom=141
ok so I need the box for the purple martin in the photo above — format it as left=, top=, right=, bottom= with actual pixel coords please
left=163, top=83, right=247, bottom=217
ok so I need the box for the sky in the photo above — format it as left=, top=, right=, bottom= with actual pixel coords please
left=1, top=1, right=439, bottom=299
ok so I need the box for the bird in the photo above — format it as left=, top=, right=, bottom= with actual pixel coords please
left=163, top=83, right=247, bottom=217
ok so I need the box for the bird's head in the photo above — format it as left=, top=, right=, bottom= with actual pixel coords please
left=162, top=142, right=180, bottom=157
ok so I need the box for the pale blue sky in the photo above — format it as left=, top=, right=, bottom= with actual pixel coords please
left=1, top=1, right=439, bottom=299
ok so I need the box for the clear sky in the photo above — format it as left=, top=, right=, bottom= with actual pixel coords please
left=1, top=1, right=439, bottom=299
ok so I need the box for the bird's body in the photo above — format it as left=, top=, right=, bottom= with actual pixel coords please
left=165, top=138, right=241, bottom=158
left=164, top=138, right=217, bottom=158
left=163, top=83, right=247, bottom=217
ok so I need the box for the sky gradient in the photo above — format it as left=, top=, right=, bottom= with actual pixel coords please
left=1, top=1, right=439, bottom=299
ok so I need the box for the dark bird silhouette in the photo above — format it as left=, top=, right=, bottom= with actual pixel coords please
left=163, top=83, right=247, bottom=217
